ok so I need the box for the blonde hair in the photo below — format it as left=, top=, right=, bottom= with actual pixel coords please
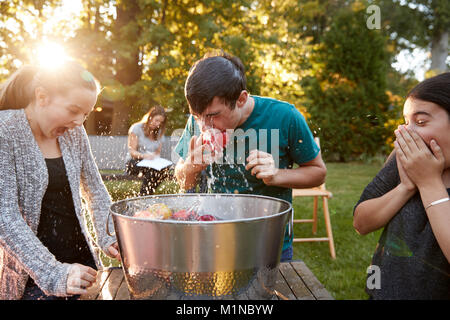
left=0, top=61, right=98, bottom=110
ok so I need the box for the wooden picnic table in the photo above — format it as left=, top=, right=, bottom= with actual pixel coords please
left=81, top=260, right=333, bottom=300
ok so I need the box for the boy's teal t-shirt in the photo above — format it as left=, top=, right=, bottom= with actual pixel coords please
left=174, top=96, right=320, bottom=251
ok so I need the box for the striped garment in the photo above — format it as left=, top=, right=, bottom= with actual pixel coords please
left=0, top=109, right=117, bottom=299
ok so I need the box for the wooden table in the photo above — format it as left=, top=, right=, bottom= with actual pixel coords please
left=81, top=260, right=333, bottom=300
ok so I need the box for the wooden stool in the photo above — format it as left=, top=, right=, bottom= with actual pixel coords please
left=292, top=138, right=336, bottom=259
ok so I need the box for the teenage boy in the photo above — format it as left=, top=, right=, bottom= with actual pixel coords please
left=174, top=52, right=326, bottom=261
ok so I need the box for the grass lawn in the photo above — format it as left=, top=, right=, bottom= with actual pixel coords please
left=102, top=161, right=384, bottom=300
left=291, top=162, right=383, bottom=300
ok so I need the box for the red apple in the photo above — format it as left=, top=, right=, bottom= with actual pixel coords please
left=202, top=129, right=228, bottom=150
left=172, top=209, right=189, bottom=220
left=198, top=214, right=216, bottom=221
left=134, top=210, right=154, bottom=219
left=172, top=209, right=198, bottom=221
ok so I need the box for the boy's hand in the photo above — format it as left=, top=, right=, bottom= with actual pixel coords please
left=245, top=149, right=278, bottom=185
left=186, top=134, right=223, bottom=168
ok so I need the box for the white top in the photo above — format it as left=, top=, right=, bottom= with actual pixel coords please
left=127, top=122, right=163, bottom=161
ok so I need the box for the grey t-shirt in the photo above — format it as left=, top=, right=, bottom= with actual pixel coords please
left=354, top=155, right=450, bottom=299
left=126, top=123, right=162, bottom=161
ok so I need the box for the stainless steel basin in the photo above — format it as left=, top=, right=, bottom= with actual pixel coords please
left=109, top=193, right=292, bottom=299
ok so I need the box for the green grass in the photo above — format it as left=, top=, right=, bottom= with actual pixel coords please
left=102, top=162, right=384, bottom=300
left=103, top=179, right=180, bottom=202
left=100, top=169, right=125, bottom=175
left=292, top=162, right=383, bottom=300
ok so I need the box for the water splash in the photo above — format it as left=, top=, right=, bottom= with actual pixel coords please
left=224, top=149, right=252, bottom=191
left=204, top=144, right=253, bottom=194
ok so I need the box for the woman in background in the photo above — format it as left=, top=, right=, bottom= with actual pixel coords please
left=126, top=105, right=173, bottom=195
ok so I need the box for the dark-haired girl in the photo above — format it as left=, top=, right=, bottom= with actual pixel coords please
left=353, top=72, right=450, bottom=299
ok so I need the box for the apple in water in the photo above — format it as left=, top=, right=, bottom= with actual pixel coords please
left=172, top=209, right=189, bottom=220
left=172, top=209, right=199, bottom=221
left=134, top=210, right=153, bottom=219
left=198, top=214, right=216, bottom=221
left=134, top=203, right=172, bottom=220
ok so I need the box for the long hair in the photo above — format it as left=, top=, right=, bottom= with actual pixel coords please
left=406, top=72, right=450, bottom=117
left=140, top=105, right=167, bottom=140
left=384, top=72, right=450, bottom=167
left=0, top=60, right=98, bottom=110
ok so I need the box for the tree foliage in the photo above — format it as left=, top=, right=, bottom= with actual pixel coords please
left=0, top=0, right=426, bottom=161
left=302, top=4, right=395, bottom=161
left=375, top=0, right=450, bottom=74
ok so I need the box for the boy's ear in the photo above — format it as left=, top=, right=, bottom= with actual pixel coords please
left=236, top=90, right=249, bottom=108
left=34, top=86, right=50, bottom=107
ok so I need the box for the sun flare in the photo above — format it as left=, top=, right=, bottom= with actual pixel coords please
left=35, top=42, right=69, bottom=68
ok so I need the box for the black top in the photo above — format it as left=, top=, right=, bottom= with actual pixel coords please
left=37, top=157, right=96, bottom=268
left=355, top=155, right=450, bottom=299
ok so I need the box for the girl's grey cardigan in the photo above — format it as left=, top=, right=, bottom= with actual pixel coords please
left=0, top=109, right=117, bottom=300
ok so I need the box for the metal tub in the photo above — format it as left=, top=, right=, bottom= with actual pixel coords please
left=108, top=193, right=292, bottom=299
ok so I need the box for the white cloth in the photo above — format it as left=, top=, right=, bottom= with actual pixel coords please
left=126, top=122, right=162, bottom=161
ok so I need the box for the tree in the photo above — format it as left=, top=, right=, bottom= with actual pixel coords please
left=1, top=0, right=403, bottom=153
left=376, top=0, right=450, bottom=74
left=0, top=0, right=259, bottom=134
left=0, top=0, right=61, bottom=81
left=302, top=4, right=395, bottom=161
left=76, top=0, right=258, bottom=135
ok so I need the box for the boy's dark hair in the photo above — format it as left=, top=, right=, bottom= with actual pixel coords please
left=407, top=72, right=450, bottom=117
left=184, top=51, right=247, bottom=115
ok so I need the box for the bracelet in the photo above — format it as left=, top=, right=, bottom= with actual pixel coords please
left=425, top=197, right=450, bottom=210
